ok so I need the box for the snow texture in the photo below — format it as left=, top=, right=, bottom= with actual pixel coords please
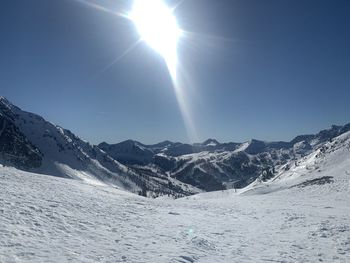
left=1, top=131, right=349, bottom=262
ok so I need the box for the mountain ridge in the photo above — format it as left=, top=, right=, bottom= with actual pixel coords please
left=0, top=97, right=199, bottom=197
left=100, top=122, right=350, bottom=191
left=0, top=96, right=349, bottom=197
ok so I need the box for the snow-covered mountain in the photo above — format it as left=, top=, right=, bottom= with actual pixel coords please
left=98, top=139, right=240, bottom=164
left=101, top=124, right=350, bottom=192
left=1, top=98, right=349, bottom=262
left=0, top=114, right=42, bottom=169
left=0, top=97, right=198, bottom=197
left=0, top=96, right=349, bottom=198
left=1, top=129, right=349, bottom=262
left=98, top=140, right=156, bottom=165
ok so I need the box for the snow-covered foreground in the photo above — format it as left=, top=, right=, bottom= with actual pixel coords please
left=1, top=162, right=349, bottom=262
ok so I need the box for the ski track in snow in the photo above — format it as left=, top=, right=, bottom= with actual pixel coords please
left=0, top=165, right=350, bottom=263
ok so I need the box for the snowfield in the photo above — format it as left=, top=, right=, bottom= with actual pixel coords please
left=1, top=132, right=350, bottom=262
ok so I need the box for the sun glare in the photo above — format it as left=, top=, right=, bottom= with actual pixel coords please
left=129, top=0, right=197, bottom=142
left=130, top=0, right=182, bottom=80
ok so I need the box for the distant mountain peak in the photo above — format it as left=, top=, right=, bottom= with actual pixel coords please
left=0, top=96, right=14, bottom=107
left=150, top=140, right=173, bottom=147
left=1, top=95, right=349, bottom=197
left=202, top=139, right=220, bottom=146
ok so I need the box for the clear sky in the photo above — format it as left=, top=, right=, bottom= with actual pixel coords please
left=0, top=0, right=349, bottom=144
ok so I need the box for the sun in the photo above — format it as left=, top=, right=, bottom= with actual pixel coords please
left=129, top=0, right=182, bottom=80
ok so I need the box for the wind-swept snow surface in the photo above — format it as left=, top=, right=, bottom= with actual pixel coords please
left=1, top=151, right=350, bottom=263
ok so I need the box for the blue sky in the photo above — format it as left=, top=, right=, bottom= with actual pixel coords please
left=0, top=0, right=349, bottom=144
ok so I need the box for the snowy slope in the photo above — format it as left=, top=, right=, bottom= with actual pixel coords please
left=0, top=97, right=197, bottom=197
left=242, top=130, right=350, bottom=195
left=1, top=151, right=349, bottom=263
left=186, top=130, right=350, bottom=200
left=168, top=126, right=350, bottom=191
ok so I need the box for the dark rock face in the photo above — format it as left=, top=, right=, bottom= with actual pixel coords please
left=174, top=164, right=225, bottom=192
left=99, top=140, right=154, bottom=165
left=153, top=154, right=176, bottom=171
left=0, top=116, right=42, bottom=169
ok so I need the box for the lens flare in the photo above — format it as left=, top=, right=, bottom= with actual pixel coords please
left=129, top=0, right=181, bottom=80
left=129, top=0, right=198, bottom=141
left=76, top=0, right=199, bottom=141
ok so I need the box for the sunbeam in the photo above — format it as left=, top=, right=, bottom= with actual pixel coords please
left=128, top=0, right=198, bottom=141
left=100, top=39, right=142, bottom=74
left=170, top=65, right=199, bottom=142
left=73, top=0, right=129, bottom=19
left=74, top=0, right=198, bottom=142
